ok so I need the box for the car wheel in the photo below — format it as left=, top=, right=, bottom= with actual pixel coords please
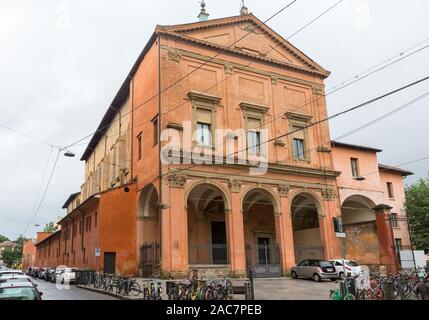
left=339, top=272, right=345, bottom=280
left=291, top=271, right=298, bottom=279
left=313, top=274, right=321, bottom=282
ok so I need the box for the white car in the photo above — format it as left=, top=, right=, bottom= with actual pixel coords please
left=0, top=269, right=23, bottom=278
left=329, top=259, right=362, bottom=279
left=56, top=268, right=79, bottom=284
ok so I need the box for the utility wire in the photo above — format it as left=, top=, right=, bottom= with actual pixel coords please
left=63, top=0, right=299, bottom=149
left=151, top=75, right=429, bottom=183
left=22, top=149, right=62, bottom=237
left=0, top=123, right=57, bottom=148
left=78, top=13, right=428, bottom=151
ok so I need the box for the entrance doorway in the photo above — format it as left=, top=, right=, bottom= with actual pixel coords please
left=257, top=237, right=272, bottom=265
left=211, top=221, right=227, bottom=264
left=104, top=252, right=116, bottom=274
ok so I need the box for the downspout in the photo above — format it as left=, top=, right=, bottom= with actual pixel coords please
left=130, top=76, right=135, bottom=180
left=71, top=217, right=75, bottom=265
left=158, top=35, right=163, bottom=269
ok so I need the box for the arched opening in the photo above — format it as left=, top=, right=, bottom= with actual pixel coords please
left=291, top=193, right=324, bottom=263
left=341, top=195, right=379, bottom=268
left=187, top=183, right=229, bottom=266
left=137, top=184, right=160, bottom=277
left=242, top=188, right=281, bottom=277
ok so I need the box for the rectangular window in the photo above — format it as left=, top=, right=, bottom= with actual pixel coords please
left=395, top=238, right=403, bottom=251
left=351, top=158, right=359, bottom=177
left=152, top=116, right=159, bottom=146
left=387, top=182, right=394, bottom=198
left=196, top=122, right=212, bottom=147
left=137, top=133, right=142, bottom=160
left=391, top=213, right=398, bottom=228
left=293, top=138, right=305, bottom=160
left=248, top=130, right=261, bottom=155
left=95, top=212, right=98, bottom=227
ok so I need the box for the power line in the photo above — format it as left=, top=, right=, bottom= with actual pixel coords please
left=22, top=149, right=62, bottom=237
left=151, top=75, right=429, bottom=183
left=0, top=123, right=57, bottom=148
left=63, top=0, right=299, bottom=149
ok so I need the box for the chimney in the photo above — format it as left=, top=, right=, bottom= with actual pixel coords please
left=198, top=0, right=209, bottom=21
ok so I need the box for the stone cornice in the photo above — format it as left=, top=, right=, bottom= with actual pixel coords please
left=160, top=45, right=326, bottom=91
left=156, top=14, right=330, bottom=77
left=158, top=30, right=329, bottom=78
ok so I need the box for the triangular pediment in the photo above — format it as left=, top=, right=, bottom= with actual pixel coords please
left=157, top=15, right=329, bottom=77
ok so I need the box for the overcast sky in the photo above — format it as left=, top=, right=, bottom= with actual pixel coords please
left=1, top=0, right=428, bottom=240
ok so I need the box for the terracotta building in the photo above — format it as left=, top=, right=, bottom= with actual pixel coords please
left=30, top=10, right=412, bottom=277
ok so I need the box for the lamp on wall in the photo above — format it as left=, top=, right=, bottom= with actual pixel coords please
left=64, top=150, right=75, bottom=157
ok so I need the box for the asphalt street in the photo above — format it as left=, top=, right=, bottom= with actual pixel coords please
left=31, top=278, right=118, bottom=300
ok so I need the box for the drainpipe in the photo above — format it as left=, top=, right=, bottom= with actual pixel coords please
left=157, top=34, right=163, bottom=270
left=405, top=215, right=417, bottom=270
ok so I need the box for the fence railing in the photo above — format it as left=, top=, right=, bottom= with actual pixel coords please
left=189, top=243, right=229, bottom=265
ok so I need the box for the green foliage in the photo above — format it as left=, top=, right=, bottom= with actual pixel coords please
left=1, top=247, right=22, bottom=268
left=405, top=174, right=429, bottom=250
left=0, top=234, right=10, bottom=243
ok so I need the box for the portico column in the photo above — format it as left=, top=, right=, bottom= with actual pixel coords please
left=319, top=188, right=341, bottom=260
left=161, top=174, right=189, bottom=278
left=278, top=188, right=296, bottom=272
left=373, top=204, right=398, bottom=273
left=227, top=186, right=246, bottom=277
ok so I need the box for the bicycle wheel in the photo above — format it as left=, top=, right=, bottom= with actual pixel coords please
left=205, top=287, right=215, bottom=300
left=343, top=293, right=355, bottom=300
left=130, top=282, right=141, bottom=297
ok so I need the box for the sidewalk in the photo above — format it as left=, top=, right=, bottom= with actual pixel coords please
left=77, top=277, right=247, bottom=300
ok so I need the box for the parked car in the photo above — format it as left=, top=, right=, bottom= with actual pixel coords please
left=329, top=259, right=362, bottom=279
left=52, top=267, right=66, bottom=283
left=0, top=281, right=43, bottom=300
left=0, top=270, right=23, bottom=278
left=291, top=259, right=338, bottom=282
left=0, top=275, right=36, bottom=287
left=46, top=268, right=56, bottom=282
left=31, top=267, right=40, bottom=278
left=56, top=268, right=79, bottom=284
left=38, top=268, right=48, bottom=279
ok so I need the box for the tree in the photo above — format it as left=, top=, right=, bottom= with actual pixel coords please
left=405, top=174, right=429, bottom=250
left=1, top=247, right=22, bottom=268
left=0, top=234, right=10, bottom=243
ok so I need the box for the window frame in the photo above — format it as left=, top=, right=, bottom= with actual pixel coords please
left=286, top=112, right=312, bottom=163
left=188, top=91, right=221, bottom=150
left=391, top=213, right=398, bottom=228
left=293, top=138, right=305, bottom=160
left=152, top=116, right=159, bottom=147
left=137, top=132, right=142, bottom=160
left=240, top=102, right=269, bottom=159
left=196, top=121, right=212, bottom=147
left=350, top=158, right=359, bottom=178
left=387, top=182, right=394, bottom=199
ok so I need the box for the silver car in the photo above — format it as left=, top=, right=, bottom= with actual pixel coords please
left=291, top=259, right=338, bottom=282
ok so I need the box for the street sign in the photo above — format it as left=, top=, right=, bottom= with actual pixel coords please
left=95, top=248, right=101, bottom=257
left=335, top=232, right=346, bottom=238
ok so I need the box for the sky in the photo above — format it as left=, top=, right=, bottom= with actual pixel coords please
left=0, top=0, right=428, bottom=240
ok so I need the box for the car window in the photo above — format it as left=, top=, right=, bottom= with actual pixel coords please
left=319, top=261, right=333, bottom=267
left=0, top=287, right=38, bottom=300
left=335, top=262, right=342, bottom=266
left=309, top=260, right=319, bottom=267
left=298, top=260, right=308, bottom=266
left=347, top=261, right=359, bottom=267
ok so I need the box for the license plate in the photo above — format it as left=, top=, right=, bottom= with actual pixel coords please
left=326, top=268, right=334, bottom=272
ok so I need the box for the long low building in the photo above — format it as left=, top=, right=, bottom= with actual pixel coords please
left=28, top=9, right=413, bottom=278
